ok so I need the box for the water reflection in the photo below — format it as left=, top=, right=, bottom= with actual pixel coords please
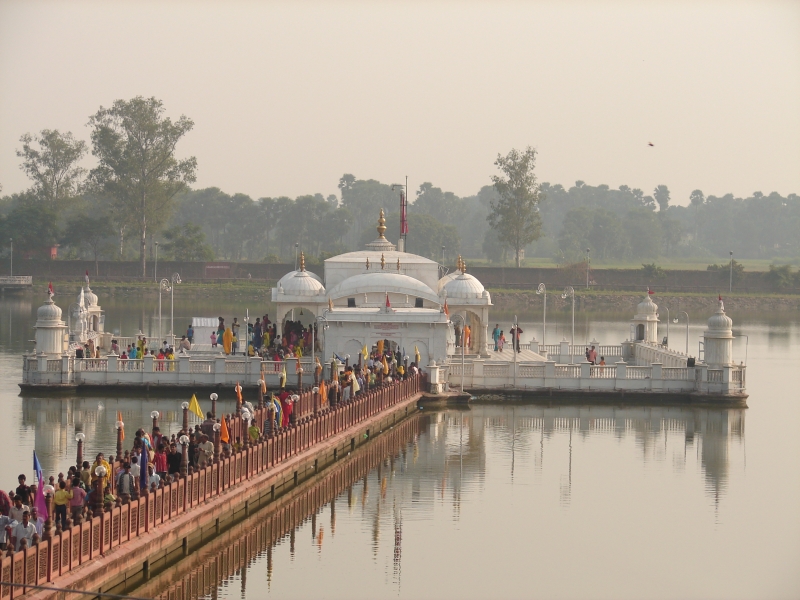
left=19, top=397, right=238, bottom=477
left=131, top=403, right=745, bottom=600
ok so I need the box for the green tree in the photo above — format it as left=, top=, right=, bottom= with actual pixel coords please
left=487, top=146, right=543, bottom=267
left=61, top=214, right=115, bottom=275
left=413, top=182, right=460, bottom=224
left=0, top=197, right=60, bottom=259
left=16, top=130, right=87, bottom=204
left=654, top=184, right=670, bottom=212
left=689, top=189, right=704, bottom=240
left=88, top=96, right=197, bottom=277
left=162, top=223, right=214, bottom=261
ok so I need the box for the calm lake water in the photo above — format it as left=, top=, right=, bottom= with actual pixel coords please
left=1, top=290, right=798, bottom=599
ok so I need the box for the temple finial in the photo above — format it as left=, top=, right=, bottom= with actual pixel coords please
left=457, top=255, right=463, bottom=272
left=377, top=209, right=387, bottom=239
left=380, top=253, right=386, bottom=270
left=299, top=251, right=306, bottom=272
left=396, top=257, right=401, bottom=271
left=462, top=261, right=467, bottom=274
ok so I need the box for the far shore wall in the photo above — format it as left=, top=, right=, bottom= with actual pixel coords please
left=5, top=259, right=799, bottom=295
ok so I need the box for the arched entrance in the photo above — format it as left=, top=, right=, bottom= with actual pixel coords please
left=636, top=324, right=645, bottom=341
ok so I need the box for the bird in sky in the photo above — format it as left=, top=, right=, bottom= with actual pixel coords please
left=648, top=142, right=654, bottom=147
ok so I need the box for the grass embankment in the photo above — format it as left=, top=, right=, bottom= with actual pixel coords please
left=469, top=257, right=798, bottom=271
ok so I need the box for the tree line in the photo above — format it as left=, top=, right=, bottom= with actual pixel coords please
left=1, top=96, right=797, bottom=273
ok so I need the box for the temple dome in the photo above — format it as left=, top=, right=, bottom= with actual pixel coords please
left=280, top=270, right=326, bottom=296
left=636, top=295, right=658, bottom=317
left=443, top=273, right=485, bottom=299
left=277, top=269, right=322, bottom=288
left=707, top=300, right=733, bottom=332
left=83, top=286, right=98, bottom=308
left=37, top=298, right=63, bottom=322
left=437, top=272, right=460, bottom=292
left=327, top=272, right=439, bottom=303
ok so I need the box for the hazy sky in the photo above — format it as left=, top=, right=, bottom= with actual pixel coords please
left=1, top=1, right=798, bottom=206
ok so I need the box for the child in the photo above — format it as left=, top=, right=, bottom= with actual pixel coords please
left=210, top=331, right=218, bottom=348
left=498, top=331, right=506, bottom=352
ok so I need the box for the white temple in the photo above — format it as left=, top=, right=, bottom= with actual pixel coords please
left=271, top=210, right=492, bottom=367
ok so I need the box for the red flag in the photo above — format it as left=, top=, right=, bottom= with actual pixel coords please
left=385, top=292, right=391, bottom=308
left=48, top=282, right=54, bottom=297
left=718, top=294, right=722, bottom=301
left=85, top=270, right=90, bottom=285
left=647, top=288, right=654, bottom=295
left=443, top=299, right=449, bottom=317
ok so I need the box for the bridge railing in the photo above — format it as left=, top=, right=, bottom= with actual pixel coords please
left=0, top=373, right=426, bottom=592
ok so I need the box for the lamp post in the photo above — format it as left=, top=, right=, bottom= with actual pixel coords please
left=170, top=273, right=181, bottom=346
left=673, top=311, right=690, bottom=355
left=93, top=466, right=107, bottom=513
left=150, top=410, right=160, bottom=438
left=9, top=238, right=12, bottom=277
left=562, top=286, right=575, bottom=357
left=729, top=251, right=733, bottom=293
left=210, top=393, right=218, bottom=418
left=450, top=314, right=466, bottom=393
left=585, top=248, right=590, bottom=288
left=294, top=243, right=299, bottom=270
left=662, top=306, right=670, bottom=347
left=241, top=409, right=251, bottom=448
left=75, top=432, right=85, bottom=470
left=158, top=278, right=171, bottom=344
left=115, top=420, right=124, bottom=462
left=513, top=314, right=518, bottom=386
left=181, top=401, right=189, bottom=432
left=154, top=241, right=158, bottom=283
left=536, top=283, right=547, bottom=347
left=312, top=313, right=329, bottom=379
left=213, top=423, right=221, bottom=462
left=179, top=434, right=189, bottom=477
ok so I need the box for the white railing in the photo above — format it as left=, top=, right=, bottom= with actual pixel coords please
left=189, top=360, right=213, bottom=374
left=541, top=345, right=560, bottom=356
left=484, top=364, right=509, bottom=377
left=261, top=361, right=284, bottom=373
left=590, top=366, right=616, bottom=379
left=708, top=369, right=723, bottom=383
left=663, top=367, right=692, bottom=380
left=519, top=365, right=545, bottom=378
left=626, top=366, right=651, bottom=379
left=76, top=359, right=109, bottom=372
left=449, top=363, right=474, bottom=376
left=598, top=345, right=622, bottom=356
left=46, top=359, right=61, bottom=372
left=0, top=276, right=32, bottom=285
left=555, top=365, right=581, bottom=378
left=225, top=361, right=248, bottom=374
left=118, top=359, right=143, bottom=371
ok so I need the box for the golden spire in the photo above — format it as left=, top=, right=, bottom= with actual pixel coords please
left=380, top=253, right=386, bottom=270
left=462, top=261, right=467, bottom=274
left=366, top=256, right=370, bottom=270
left=396, top=257, right=401, bottom=271
left=457, top=255, right=463, bottom=272
left=377, top=209, right=387, bottom=239
left=299, top=251, right=306, bottom=272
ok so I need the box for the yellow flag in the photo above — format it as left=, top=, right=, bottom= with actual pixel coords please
left=188, top=394, right=204, bottom=419
left=382, top=355, right=389, bottom=375
left=362, top=345, right=368, bottom=360
left=280, top=364, right=287, bottom=387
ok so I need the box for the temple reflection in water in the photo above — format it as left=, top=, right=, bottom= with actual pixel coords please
left=117, top=402, right=744, bottom=600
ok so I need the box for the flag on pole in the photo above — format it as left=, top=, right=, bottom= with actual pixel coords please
left=400, top=191, right=408, bottom=235
left=85, top=270, right=90, bottom=286
left=47, top=282, right=54, bottom=298
left=140, top=442, right=149, bottom=491
left=220, top=417, right=230, bottom=443
left=189, top=394, right=204, bottom=419
left=33, top=451, right=43, bottom=483
left=362, top=345, right=368, bottom=360
left=260, top=370, right=267, bottom=394
left=718, top=294, right=722, bottom=301
left=443, top=299, right=449, bottom=317
left=385, top=292, right=391, bottom=308
left=235, top=382, right=243, bottom=404
left=647, top=288, right=654, bottom=295
left=280, top=365, right=287, bottom=388
left=34, top=479, right=49, bottom=520
left=319, top=380, right=328, bottom=405
left=117, top=410, right=125, bottom=442
left=414, top=345, right=421, bottom=365
left=382, top=355, right=389, bottom=375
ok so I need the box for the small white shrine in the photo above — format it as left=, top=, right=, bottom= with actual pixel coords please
left=70, top=279, right=107, bottom=349
left=271, top=210, right=492, bottom=366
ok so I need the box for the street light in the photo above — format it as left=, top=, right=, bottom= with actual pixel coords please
left=154, top=241, right=159, bottom=283
left=536, top=283, right=547, bottom=347
left=150, top=410, right=160, bottom=437
left=75, top=432, right=85, bottom=470
left=9, top=238, right=12, bottom=277
left=170, top=273, right=181, bottom=346
left=294, top=243, right=299, bottom=270
left=662, top=306, right=670, bottom=347
left=179, top=434, right=189, bottom=477
left=729, top=251, right=733, bottom=293
left=673, top=311, right=690, bottom=355
left=450, top=314, right=466, bottom=393
left=562, top=286, right=575, bottom=358
left=210, top=392, right=218, bottom=418
left=585, top=248, right=590, bottom=288
left=115, top=419, right=124, bottom=461
left=181, top=401, right=189, bottom=432
left=159, top=278, right=171, bottom=343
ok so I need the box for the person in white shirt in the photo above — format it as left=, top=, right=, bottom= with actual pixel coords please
left=0, top=515, right=17, bottom=550
left=12, top=511, right=37, bottom=551
left=9, top=498, right=28, bottom=522
left=129, top=456, right=141, bottom=479
left=147, top=464, right=161, bottom=489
